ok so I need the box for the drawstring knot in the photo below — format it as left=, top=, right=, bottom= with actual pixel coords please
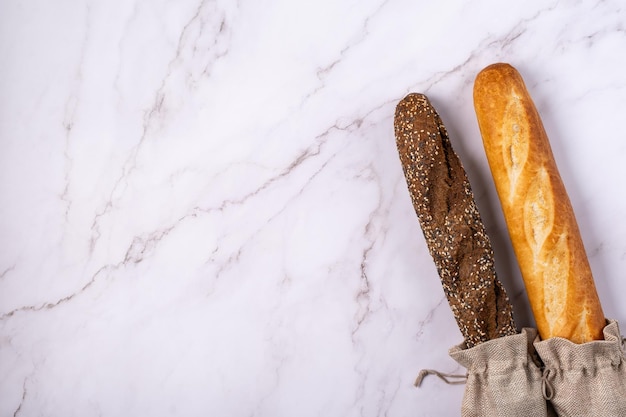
left=541, top=368, right=554, bottom=400
left=414, top=369, right=467, bottom=387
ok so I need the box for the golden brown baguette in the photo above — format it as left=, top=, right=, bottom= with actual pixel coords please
left=473, top=63, right=605, bottom=343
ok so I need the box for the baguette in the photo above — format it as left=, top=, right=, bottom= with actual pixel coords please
left=394, top=93, right=517, bottom=348
left=473, top=63, right=605, bottom=343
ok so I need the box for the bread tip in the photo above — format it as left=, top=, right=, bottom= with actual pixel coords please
left=478, top=62, right=516, bottom=74
left=397, top=92, right=429, bottom=105
left=395, top=93, right=432, bottom=119
left=475, top=63, right=520, bottom=87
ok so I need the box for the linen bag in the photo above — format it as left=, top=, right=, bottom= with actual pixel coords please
left=444, top=320, right=626, bottom=416
left=448, top=328, right=550, bottom=416
left=534, top=319, right=626, bottom=417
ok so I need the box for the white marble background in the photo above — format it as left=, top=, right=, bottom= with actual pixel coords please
left=1, top=0, right=626, bottom=415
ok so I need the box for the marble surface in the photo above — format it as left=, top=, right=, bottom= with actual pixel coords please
left=1, top=0, right=626, bottom=415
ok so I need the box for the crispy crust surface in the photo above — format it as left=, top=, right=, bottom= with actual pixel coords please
left=474, top=63, right=605, bottom=343
left=395, top=93, right=517, bottom=347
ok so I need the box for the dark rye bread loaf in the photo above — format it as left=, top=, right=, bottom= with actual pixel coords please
left=394, top=93, right=517, bottom=347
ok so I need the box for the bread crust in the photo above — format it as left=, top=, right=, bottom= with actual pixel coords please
left=473, top=63, right=605, bottom=343
left=395, top=93, right=517, bottom=347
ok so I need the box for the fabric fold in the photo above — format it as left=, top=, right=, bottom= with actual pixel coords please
left=534, top=319, right=626, bottom=417
left=449, top=328, right=549, bottom=416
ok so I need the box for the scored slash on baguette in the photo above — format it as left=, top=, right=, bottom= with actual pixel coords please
left=473, top=63, right=606, bottom=343
left=394, top=93, right=517, bottom=348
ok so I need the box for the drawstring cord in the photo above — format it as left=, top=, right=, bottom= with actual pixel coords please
left=416, top=367, right=554, bottom=399
left=541, top=368, right=554, bottom=400
left=414, top=369, right=468, bottom=387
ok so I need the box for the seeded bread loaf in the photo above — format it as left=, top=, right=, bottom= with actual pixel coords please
left=473, top=63, right=605, bottom=343
left=394, top=93, right=517, bottom=348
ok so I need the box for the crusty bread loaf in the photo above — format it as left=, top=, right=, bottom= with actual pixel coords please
left=395, top=93, right=517, bottom=348
left=473, top=63, right=605, bottom=343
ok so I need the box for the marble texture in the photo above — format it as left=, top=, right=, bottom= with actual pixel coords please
left=1, top=0, right=626, bottom=415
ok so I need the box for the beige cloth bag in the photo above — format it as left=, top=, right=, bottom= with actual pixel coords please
left=446, top=320, right=626, bottom=416
left=449, top=327, right=549, bottom=416
left=534, top=319, right=626, bottom=417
